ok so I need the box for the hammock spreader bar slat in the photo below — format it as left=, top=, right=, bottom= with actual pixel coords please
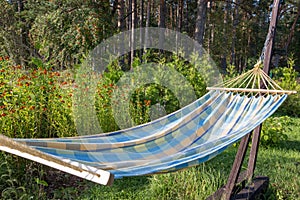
left=0, top=134, right=114, bottom=186
left=206, top=87, right=297, bottom=95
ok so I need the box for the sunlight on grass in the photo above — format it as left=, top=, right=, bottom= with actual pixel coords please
left=78, top=117, right=300, bottom=200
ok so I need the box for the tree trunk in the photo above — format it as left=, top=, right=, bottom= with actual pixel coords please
left=145, top=0, right=151, bottom=49
left=128, top=0, right=133, bottom=68
left=117, top=0, right=125, bottom=31
left=17, top=0, right=26, bottom=67
left=231, top=0, right=240, bottom=66
left=159, top=0, right=166, bottom=51
left=140, top=0, right=144, bottom=60
left=207, top=0, right=212, bottom=54
left=177, top=0, right=183, bottom=32
left=221, top=1, right=231, bottom=71
left=130, top=0, right=137, bottom=69
left=285, top=3, right=300, bottom=54
left=117, top=0, right=126, bottom=70
left=169, top=4, right=173, bottom=28
left=194, top=0, right=208, bottom=46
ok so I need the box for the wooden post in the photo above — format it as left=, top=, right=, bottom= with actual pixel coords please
left=207, top=0, right=281, bottom=199
left=247, top=0, right=281, bottom=180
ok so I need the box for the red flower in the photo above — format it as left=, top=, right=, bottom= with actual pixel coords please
left=1, top=113, right=7, bottom=117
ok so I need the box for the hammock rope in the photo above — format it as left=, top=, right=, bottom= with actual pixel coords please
left=207, top=64, right=296, bottom=96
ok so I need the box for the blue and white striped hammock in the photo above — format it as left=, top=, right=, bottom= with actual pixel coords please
left=0, top=67, right=296, bottom=186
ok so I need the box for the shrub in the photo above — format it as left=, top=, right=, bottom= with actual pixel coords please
left=271, top=57, right=300, bottom=117
left=261, top=116, right=290, bottom=147
left=0, top=58, right=76, bottom=138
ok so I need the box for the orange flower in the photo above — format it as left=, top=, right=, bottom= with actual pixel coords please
left=0, top=57, right=3, bottom=61
left=5, top=56, right=9, bottom=60
left=144, top=100, right=151, bottom=106
left=16, top=65, right=22, bottom=69
left=29, top=106, right=35, bottom=110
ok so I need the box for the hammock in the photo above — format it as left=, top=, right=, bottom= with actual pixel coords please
left=0, top=66, right=296, bottom=186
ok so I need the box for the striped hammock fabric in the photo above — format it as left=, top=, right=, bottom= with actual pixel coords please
left=0, top=67, right=295, bottom=186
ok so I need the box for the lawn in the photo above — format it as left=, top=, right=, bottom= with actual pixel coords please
left=47, top=117, right=300, bottom=200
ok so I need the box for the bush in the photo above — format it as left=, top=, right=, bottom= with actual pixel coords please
left=271, top=57, right=300, bottom=117
left=261, top=116, right=290, bottom=147
left=0, top=58, right=76, bottom=138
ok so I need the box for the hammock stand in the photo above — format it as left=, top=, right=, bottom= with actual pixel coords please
left=208, top=0, right=283, bottom=199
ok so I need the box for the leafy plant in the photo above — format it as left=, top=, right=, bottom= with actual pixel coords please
left=271, top=57, right=300, bottom=117
left=261, top=116, right=290, bottom=147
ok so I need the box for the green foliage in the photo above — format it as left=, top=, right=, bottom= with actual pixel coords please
left=0, top=57, right=76, bottom=138
left=261, top=116, right=290, bottom=147
left=0, top=153, right=47, bottom=199
left=225, top=64, right=239, bottom=79
left=93, top=51, right=211, bottom=131
left=0, top=0, right=113, bottom=68
left=271, top=57, right=300, bottom=117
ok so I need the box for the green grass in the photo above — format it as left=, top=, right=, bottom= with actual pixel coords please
left=74, top=117, right=300, bottom=200
left=1, top=117, right=299, bottom=200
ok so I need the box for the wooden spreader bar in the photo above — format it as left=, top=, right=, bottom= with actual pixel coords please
left=207, top=87, right=297, bottom=95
